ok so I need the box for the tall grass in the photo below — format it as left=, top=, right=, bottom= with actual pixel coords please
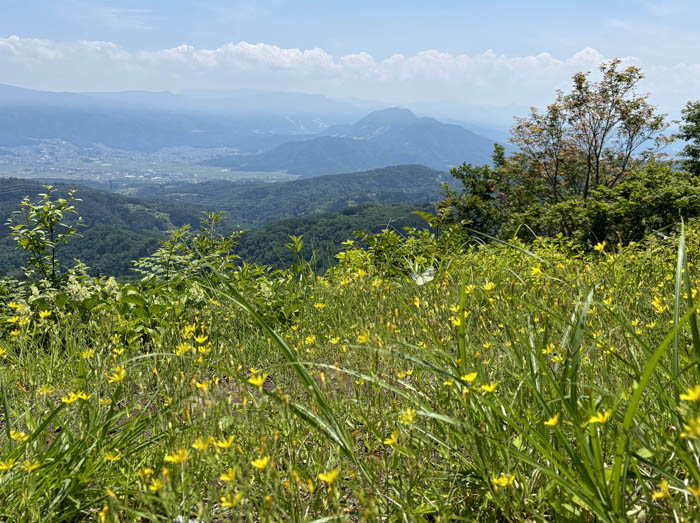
left=2, top=225, right=700, bottom=520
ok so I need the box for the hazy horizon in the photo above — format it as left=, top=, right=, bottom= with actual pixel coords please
left=2, top=1, right=699, bottom=119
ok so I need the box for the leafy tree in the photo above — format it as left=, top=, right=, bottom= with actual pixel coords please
left=511, top=59, right=667, bottom=201
left=6, top=185, right=83, bottom=286
left=441, top=145, right=508, bottom=235
left=677, top=100, right=700, bottom=176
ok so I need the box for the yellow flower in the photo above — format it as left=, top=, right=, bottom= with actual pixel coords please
left=251, top=456, right=270, bottom=470
left=39, top=310, right=52, bottom=319
left=0, top=458, right=17, bottom=471
left=248, top=374, right=267, bottom=388
left=384, top=431, right=398, bottom=445
left=215, top=435, right=235, bottom=450
left=164, top=449, right=189, bottom=464
left=176, top=342, right=192, bottom=355
left=105, top=365, right=126, bottom=383
left=461, top=372, right=478, bottom=382
left=219, top=467, right=237, bottom=482
left=593, top=241, right=606, bottom=253
left=357, top=333, right=369, bottom=344
left=194, top=335, right=208, bottom=345
left=192, top=437, right=209, bottom=451
left=10, top=430, right=29, bottom=442
left=651, top=479, right=670, bottom=499
left=318, top=468, right=340, bottom=485
left=530, top=264, right=543, bottom=278
left=589, top=409, right=613, bottom=425
left=314, top=302, right=326, bottom=309
left=551, top=355, right=564, bottom=364
left=330, top=337, right=340, bottom=345
left=688, top=485, right=700, bottom=497
left=413, top=297, right=421, bottom=308
left=81, top=349, right=95, bottom=359
left=544, top=413, right=560, bottom=427
left=61, top=391, right=91, bottom=404
left=483, top=282, right=496, bottom=292
left=23, top=460, right=40, bottom=472
left=149, top=478, right=163, bottom=492
left=221, top=492, right=243, bottom=508
left=98, top=505, right=108, bottom=523
left=680, top=385, right=700, bottom=402
left=105, top=451, right=121, bottom=462
left=481, top=382, right=498, bottom=393
left=491, top=473, right=515, bottom=490
left=400, top=408, right=416, bottom=426
left=682, top=417, right=700, bottom=438
left=38, top=385, right=53, bottom=395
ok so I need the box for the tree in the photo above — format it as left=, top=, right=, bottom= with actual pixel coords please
left=677, top=100, right=700, bottom=176
left=6, top=186, right=83, bottom=286
left=511, top=59, right=667, bottom=202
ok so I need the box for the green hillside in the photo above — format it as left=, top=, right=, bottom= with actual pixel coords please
left=129, top=164, right=452, bottom=227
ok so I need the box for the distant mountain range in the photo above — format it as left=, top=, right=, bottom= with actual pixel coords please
left=204, top=108, right=498, bottom=176
left=0, top=84, right=363, bottom=152
left=0, top=84, right=503, bottom=172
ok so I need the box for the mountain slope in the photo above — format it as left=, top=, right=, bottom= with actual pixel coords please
left=205, top=108, right=498, bottom=176
left=129, top=164, right=453, bottom=226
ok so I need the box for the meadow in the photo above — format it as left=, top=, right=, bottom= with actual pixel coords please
left=2, top=212, right=700, bottom=521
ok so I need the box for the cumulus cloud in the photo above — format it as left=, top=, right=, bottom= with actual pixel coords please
left=0, top=35, right=697, bottom=111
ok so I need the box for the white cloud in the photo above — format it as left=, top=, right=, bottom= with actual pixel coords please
left=0, top=35, right=697, bottom=112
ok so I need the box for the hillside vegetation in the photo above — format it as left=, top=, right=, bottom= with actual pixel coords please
left=2, top=60, right=700, bottom=521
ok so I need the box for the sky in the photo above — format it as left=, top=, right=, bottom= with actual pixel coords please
left=1, top=0, right=699, bottom=117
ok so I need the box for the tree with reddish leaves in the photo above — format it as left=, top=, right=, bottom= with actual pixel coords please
left=510, top=59, right=668, bottom=203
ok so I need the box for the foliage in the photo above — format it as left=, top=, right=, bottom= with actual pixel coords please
left=511, top=59, right=667, bottom=202
left=6, top=185, right=83, bottom=286
left=504, top=163, right=700, bottom=246
left=132, top=212, right=243, bottom=281
left=677, top=100, right=700, bottom=176
left=4, top=207, right=700, bottom=520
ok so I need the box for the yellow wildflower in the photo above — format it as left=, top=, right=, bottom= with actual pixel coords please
left=105, top=365, right=126, bottom=383
left=149, top=478, right=163, bottom=492
left=481, top=382, right=498, bottom=393
left=221, top=492, right=243, bottom=508
left=530, top=264, right=543, bottom=278
left=588, top=409, right=613, bottom=425
left=39, top=310, right=51, bottom=319
left=593, top=241, right=606, bottom=253
left=220, top=467, right=237, bottom=482
left=384, top=431, right=398, bottom=445
left=215, top=435, right=235, bottom=450
left=164, top=449, right=189, bottom=464
left=194, top=335, right=208, bottom=345
left=461, top=372, right=478, bottom=382
left=248, top=374, right=268, bottom=388
left=680, top=385, right=700, bottom=402
left=318, top=468, right=340, bottom=485
left=23, top=460, right=39, bottom=472
left=491, top=473, right=515, bottom=490
left=192, top=437, right=209, bottom=451
left=400, top=407, right=416, bottom=426
left=251, top=456, right=270, bottom=470
left=544, top=413, right=560, bottom=427
left=81, top=349, right=95, bottom=359
left=0, top=459, right=16, bottom=471
left=10, top=430, right=29, bottom=442
left=651, top=479, right=670, bottom=499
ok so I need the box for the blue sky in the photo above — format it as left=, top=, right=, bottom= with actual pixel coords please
left=1, top=1, right=698, bottom=114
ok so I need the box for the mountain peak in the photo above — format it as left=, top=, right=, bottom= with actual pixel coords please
left=355, top=107, right=417, bottom=127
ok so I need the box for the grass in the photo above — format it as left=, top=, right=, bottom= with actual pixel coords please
left=2, top=225, right=700, bottom=520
